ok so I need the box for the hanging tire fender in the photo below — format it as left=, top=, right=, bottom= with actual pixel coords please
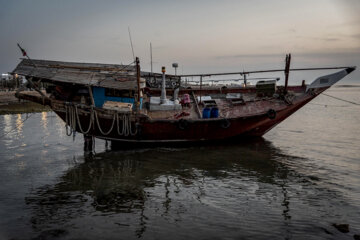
left=267, top=109, right=276, bottom=120
left=178, top=119, right=189, bottom=130
left=220, top=119, right=231, bottom=129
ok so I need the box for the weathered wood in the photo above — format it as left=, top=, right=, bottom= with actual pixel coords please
left=13, top=59, right=145, bottom=90
left=88, top=86, right=95, bottom=107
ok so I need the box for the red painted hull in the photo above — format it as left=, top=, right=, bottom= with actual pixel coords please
left=16, top=86, right=326, bottom=144
left=53, top=91, right=321, bottom=144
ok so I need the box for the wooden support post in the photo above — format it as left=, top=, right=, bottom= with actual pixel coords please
left=84, top=134, right=94, bottom=152
left=192, top=91, right=202, bottom=118
left=88, top=85, right=95, bottom=106
left=27, top=77, right=47, bottom=99
left=199, top=76, right=203, bottom=104
left=284, top=54, right=291, bottom=92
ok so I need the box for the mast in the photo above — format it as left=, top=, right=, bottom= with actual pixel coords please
left=136, top=57, right=141, bottom=111
left=150, top=42, right=153, bottom=74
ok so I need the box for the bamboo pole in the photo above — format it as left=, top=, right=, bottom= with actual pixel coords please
left=178, top=66, right=351, bottom=78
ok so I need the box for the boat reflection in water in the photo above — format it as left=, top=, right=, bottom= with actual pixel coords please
left=25, top=139, right=305, bottom=239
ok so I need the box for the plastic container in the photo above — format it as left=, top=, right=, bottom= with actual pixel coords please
left=210, top=107, right=219, bottom=118
left=202, top=108, right=211, bottom=119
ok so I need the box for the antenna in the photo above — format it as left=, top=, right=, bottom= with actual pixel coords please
left=150, top=42, right=153, bottom=74
left=128, top=26, right=135, bottom=61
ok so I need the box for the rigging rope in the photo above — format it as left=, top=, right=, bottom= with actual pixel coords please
left=0, top=113, right=33, bottom=139
left=321, top=93, right=360, bottom=106
left=309, top=102, right=349, bottom=107
left=97, top=60, right=136, bottom=85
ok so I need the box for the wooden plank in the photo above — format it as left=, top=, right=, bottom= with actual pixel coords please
left=191, top=91, right=202, bottom=118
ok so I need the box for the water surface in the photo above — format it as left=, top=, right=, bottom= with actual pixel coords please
left=0, top=87, right=359, bottom=240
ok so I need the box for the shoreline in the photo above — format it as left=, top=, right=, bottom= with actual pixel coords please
left=0, top=91, right=50, bottom=115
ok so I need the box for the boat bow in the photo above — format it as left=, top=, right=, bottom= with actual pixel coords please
left=306, top=67, right=356, bottom=92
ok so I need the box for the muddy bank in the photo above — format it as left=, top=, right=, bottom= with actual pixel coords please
left=0, top=91, right=50, bottom=115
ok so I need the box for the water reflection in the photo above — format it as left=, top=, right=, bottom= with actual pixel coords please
left=25, top=140, right=300, bottom=238
left=16, top=114, right=23, bottom=136
left=41, top=112, right=48, bottom=133
left=3, top=114, right=12, bottom=135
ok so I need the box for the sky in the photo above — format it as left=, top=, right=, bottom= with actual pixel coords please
left=0, top=0, right=359, bottom=84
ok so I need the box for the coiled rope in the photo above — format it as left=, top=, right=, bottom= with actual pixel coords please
left=116, top=113, right=137, bottom=136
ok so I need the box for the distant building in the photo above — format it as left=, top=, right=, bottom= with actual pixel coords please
left=1, top=73, right=12, bottom=81
left=1, top=73, right=24, bottom=90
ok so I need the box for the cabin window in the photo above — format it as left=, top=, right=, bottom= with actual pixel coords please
left=320, top=78, right=329, bottom=84
left=105, top=89, right=134, bottom=98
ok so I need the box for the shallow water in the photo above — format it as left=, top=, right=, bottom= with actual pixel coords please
left=0, top=87, right=359, bottom=240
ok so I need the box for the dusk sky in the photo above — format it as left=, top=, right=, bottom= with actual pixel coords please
left=1, top=0, right=359, bottom=84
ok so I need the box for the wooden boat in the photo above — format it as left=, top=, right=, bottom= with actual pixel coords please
left=12, top=55, right=356, bottom=146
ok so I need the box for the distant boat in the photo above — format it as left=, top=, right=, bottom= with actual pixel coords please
left=12, top=54, right=356, bottom=146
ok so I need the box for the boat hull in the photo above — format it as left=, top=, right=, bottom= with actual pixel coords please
left=16, top=86, right=326, bottom=145
left=52, top=91, right=321, bottom=144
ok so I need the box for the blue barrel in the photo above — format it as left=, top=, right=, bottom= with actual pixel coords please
left=202, top=108, right=211, bottom=119
left=210, top=107, right=219, bottom=118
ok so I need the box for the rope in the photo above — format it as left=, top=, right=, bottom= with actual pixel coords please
left=0, top=113, right=33, bottom=139
left=116, top=113, right=137, bottom=136
left=65, top=105, right=76, bottom=137
left=94, top=110, right=116, bottom=136
left=97, top=60, right=136, bottom=85
left=309, top=103, right=349, bottom=107
left=322, top=93, right=360, bottom=106
left=75, top=105, right=93, bottom=134
left=116, top=113, right=126, bottom=136
left=64, top=103, right=137, bottom=137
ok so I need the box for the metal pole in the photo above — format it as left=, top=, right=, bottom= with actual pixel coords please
left=160, top=66, right=166, bottom=104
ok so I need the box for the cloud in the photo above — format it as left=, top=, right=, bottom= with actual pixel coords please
left=322, top=38, right=340, bottom=42
left=350, top=33, right=360, bottom=39
left=215, top=53, right=284, bottom=60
